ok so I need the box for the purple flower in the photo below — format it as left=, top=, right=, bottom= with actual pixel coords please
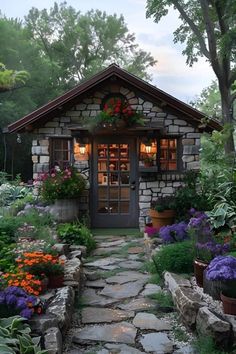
left=195, top=241, right=230, bottom=262
left=0, top=291, right=5, bottom=304
left=16, top=297, right=27, bottom=310
left=159, top=222, right=188, bottom=244
left=20, top=308, right=33, bottom=319
left=206, top=256, right=236, bottom=281
left=188, top=211, right=212, bottom=242
left=5, top=294, right=17, bottom=306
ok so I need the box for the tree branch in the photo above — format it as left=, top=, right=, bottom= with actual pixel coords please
left=171, top=0, right=210, bottom=60
left=199, top=0, right=221, bottom=75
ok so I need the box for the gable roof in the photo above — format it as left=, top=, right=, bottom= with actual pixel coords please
left=7, top=63, right=221, bottom=133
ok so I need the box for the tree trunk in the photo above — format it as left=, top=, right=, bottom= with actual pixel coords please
left=219, top=84, right=235, bottom=154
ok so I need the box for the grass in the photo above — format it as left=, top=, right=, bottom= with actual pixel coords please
left=148, top=273, right=164, bottom=287
left=172, top=325, right=189, bottom=343
left=148, top=291, right=174, bottom=308
left=192, top=336, right=228, bottom=354
left=140, top=260, right=157, bottom=274
left=91, top=228, right=142, bottom=236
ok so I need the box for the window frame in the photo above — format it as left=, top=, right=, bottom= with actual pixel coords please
left=49, top=138, right=72, bottom=170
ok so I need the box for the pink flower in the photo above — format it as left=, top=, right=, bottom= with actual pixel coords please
left=51, top=173, right=56, bottom=178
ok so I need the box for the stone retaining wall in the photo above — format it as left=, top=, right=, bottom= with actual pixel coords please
left=29, top=243, right=85, bottom=354
left=31, top=82, right=201, bottom=229
left=164, top=272, right=236, bottom=350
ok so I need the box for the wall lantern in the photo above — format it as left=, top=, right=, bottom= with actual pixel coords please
left=73, top=137, right=89, bottom=161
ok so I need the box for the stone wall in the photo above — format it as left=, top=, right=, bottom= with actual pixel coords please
left=31, top=82, right=201, bottom=228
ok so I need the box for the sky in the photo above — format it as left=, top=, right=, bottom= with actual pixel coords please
left=0, top=0, right=216, bottom=103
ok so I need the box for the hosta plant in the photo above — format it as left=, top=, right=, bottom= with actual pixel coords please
left=0, top=315, right=48, bottom=353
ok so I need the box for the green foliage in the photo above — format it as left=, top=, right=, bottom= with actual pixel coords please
left=57, top=222, right=96, bottom=252
left=148, top=291, right=174, bottom=308
left=193, top=336, right=227, bottom=354
left=40, top=168, right=86, bottom=203
left=0, top=63, right=29, bottom=92
left=151, top=196, right=176, bottom=212
left=152, top=241, right=194, bottom=274
left=0, top=183, right=32, bottom=207
left=175, top=171, right=210, bottom=220
left=200, top=128, right=236, bottom=230
left=0, top=241, right=16, bottom=272
left=0, top=316, right=48, bottom=354
left=0, top=217, right=21, bottom=241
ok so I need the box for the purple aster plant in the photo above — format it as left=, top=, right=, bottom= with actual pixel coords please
left=0, top=286, right=37, bottom=319
left=188, top=210, right=212, bottom=243
left=195, top=241, right=230, bottom=263
left=159, top=222, right=188, bottom=244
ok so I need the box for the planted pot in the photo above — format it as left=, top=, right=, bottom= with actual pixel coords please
left=48, top=274, right=64, bottom=289
left=149, top=209, right=175, bottom=230
left=221, top=293, right=236, bottom=315
left=49, top=199, right=79, bottom=222
left=193, top=259, right=209, bottom=288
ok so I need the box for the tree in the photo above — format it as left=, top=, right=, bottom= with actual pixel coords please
left=25, top=3, right=156, bottom=85
left=0, top=63, right=29, bottom=92
left=146, top=0, right=236, bottom=153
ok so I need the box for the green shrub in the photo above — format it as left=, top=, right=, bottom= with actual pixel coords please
left=57, top=222, right=96, bottom=252
left=0, top=217, right=21, bottom=241
left=152, top=241, right=194, bottom=274
left=0, top=242, right=16, bottom=272
left=193, top=336, right=227, bottom=354
left=0, top=316, right=48, bottom=354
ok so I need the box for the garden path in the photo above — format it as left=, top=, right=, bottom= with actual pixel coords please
left=64, top=234, right=194, bottom=354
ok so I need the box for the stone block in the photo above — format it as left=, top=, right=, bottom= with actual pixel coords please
left=41, top=146, right=49, bottom=154
left=143, top=101, right=153, bottom=109
left=44, top=327, right=63, bottom=354
left=157, top=113, right=167, bottom=118
left=174, top=119, right=187, bottom=126
left=120, top=87, right=130, bottom=95
left=87, top=104, right=100, bottom=110
left=179, top=127, right=195, bottom=133
left=196, top=307, right=232, bottom=348
left=164, top=272, right=191, bottom=294
left=187, top=161, right=200, bottom=170
left=139, top=202, right=151, bottom=210
left=40, top=156, right=50, bottom=164
left=143, top=189, right=152, bottom=196
left=161, top=187, right=174, bottom=194
left=32, top=140, right=38, bottom=146
left=138, top=97, right=144, bottom=104
left=64, top=258, right=82, bottom=282
left=139, top=195, right=151, bottom=202
left=183, top=145, right=199, bottom=155
left=168, top=125, right=179, bottom=133
left=70, top=245, right=87, bottom=256
left=139, top=182, right=146, bottom=189
left=186, top=133, right=201, bottom=138
left=32, top=155, right=38, bottom=163
left=128, top=98, right=139, bottom=105
left=53, top=244, right=70, bottom=256
left=55, top=128, right=62, bottom=135
left=45, top=121, right=59, bottom=128
left=38, top=128, right=55, bottom=134
left=126, top=91, right=135, bottom=99
left=182, top=139, right=194, bottom=145
left=90, top=110, right=98, bottom=117
left=46, top=286, right=75, bottom=334
left=147, top=181, right=158, bottom=188
left=182, top=155, right=194, bottom=163
left=76, top=103, right=87, bottom=110
left=164, top=119, right=172, bottom=126
left=152, top=106, right=162, bottom=112
left=29, top=314, right=58, bottom=335
left=32, top=146, right=41, bottom=155
left=173, top=287, right=206, bottom=328
left=160, top=181, right=165, bottom=188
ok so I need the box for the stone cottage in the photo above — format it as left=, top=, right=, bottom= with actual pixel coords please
left=7, top=64, right=221, bottom=229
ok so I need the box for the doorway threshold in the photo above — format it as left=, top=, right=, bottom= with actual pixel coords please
left=91, top=228, right=141, bottom=237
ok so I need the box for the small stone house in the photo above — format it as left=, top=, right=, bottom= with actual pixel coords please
left=8, top=64, right=221, bottom=229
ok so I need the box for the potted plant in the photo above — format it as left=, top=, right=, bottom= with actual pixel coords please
left=187, top=210, right=230, bottom=287
left=143, top=154, right=155, bottom=167
left=39, top=167, right=86, bottom=222
left=206, top=256, right=236, bottom=313
left=149, top=196, right=176, bottom=230
left=89, top=97, right=144, bottom=131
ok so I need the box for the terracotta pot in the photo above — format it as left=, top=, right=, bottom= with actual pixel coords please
left=194, top=259, right=209, bottom=288
left=221, top=292, right=236, bottom=315
left=149, top=209, right=175, bottom=230
left=48, top=274, right=64, bottom=289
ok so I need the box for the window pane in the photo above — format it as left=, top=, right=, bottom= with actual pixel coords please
left=110, top=202, right=119, bottom=213
left=110, top=173, right=119, bottom=185
left=98, top=173, right=108, bottom=185
left=120, top=202, right=129, bottom=213
left=120, top=188, right=130, bottom=200
left=98, top=187, right=108, bottom=200
left=160, top=138, right=177, bottom=171
left=110, top=187, right=119, bottom=199
left=120, top=173, right=129, bottom=185
left=98, top=201, right=109, bottom=213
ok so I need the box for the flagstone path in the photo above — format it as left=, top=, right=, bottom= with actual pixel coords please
left=63, top=235, right=194, bottom=354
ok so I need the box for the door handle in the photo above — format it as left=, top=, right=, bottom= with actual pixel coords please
left=130, top=182, right=136, bottom=190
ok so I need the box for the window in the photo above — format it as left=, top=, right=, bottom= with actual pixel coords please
left=160, top=138, right=177, bottom=171
left=139, top=137, right=179, bottom=171
left=50, top=138, right=72, bottom=169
